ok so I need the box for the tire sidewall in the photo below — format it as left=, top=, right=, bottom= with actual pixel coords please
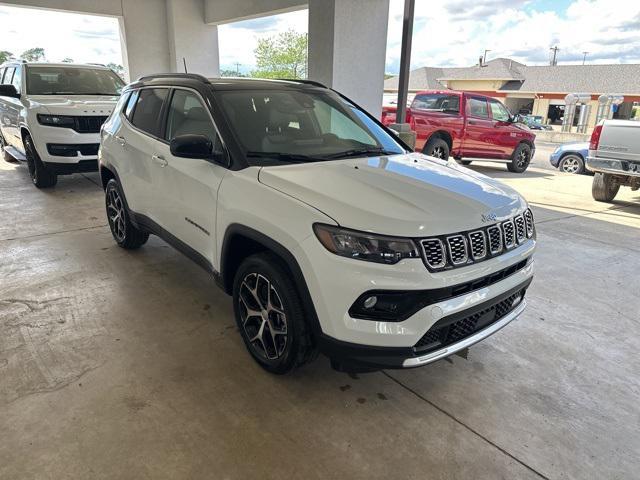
left=105, top=179, right=131, bottom=246
left=232, top=254, right=303, bottom=374
left=423, top=138, right=450, bottom=160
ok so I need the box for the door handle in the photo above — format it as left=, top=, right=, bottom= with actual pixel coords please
left=115, top=135, right=126, bottom=146
left=152, top=154, right=168, bottom=167
left=468, top=120, right=478, bottom=125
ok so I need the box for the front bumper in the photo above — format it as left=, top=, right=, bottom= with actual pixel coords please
left=319, top=278, right=530, bottom=370
left=586, top=156, right=640, bottom=177
left=29, top=122, right=101, bottom=166
left=549, top=150, right=562, bottom=167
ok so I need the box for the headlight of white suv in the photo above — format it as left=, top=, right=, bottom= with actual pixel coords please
left=37, top=114, right=76, bottom=128
left=313, top=224, right=420, bottom=265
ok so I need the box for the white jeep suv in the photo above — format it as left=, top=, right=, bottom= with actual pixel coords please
left=99, top=74, right=536, bottom=374
left=0, top=61, right=124, bottom=187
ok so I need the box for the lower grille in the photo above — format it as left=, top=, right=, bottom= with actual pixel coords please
left=414, top=288, right=526, bottom=353
left=47, top=143, right=99, bottom=157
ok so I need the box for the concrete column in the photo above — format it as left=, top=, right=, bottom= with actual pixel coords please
left=119, top=0, right=172, bottom=81
left=166, top=0, right=220, bottom=77
left=308, top=0, right=389, bottom=118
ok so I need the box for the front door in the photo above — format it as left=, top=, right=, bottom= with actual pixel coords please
left=488, top=98, right=519, bottom=158
left=151, top=88, right=226, bottom=264
left=461, top=96, right=501, bottom=158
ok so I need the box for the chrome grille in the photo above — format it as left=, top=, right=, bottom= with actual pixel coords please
left=420, top=239, right=446, bottom=269
left=487, top=226, right=503, bottom=254
left=524, top=209, right=535, bottom=238
left=502, top=220, right=516, bottom=249
left=468, top=230, right=487, bottom=260
left=514, top=215, right=526, bottom=243
left=446, top=235, right=468, bottom=265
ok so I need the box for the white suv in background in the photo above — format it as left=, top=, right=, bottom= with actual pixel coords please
left=0, top=61, right=124, bottom=187
left=99, top=74, right=536, bottom=374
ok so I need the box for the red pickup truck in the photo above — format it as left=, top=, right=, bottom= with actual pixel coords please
left=382, top=90, right=536, bottom=173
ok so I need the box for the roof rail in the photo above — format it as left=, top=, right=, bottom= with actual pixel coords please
left=88, top=63, right=106, bottom=67
left=276, top=78, right=327, bottom=88
left=136, top=73, right=209, bottom=83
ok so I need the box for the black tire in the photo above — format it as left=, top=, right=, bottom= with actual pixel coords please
left=457, top=160, right=472, bottom=166
left=24, top=134, right=57, bottom=188
left=507, top=143, right=532, bottom=173
left=105, top=179, right=149, bottom=249
left=592, top=172, right=620, bottom=203
left=423, top=137, right=450, bottom=160
left=558, top=154, right=585, bottom=174
left=233, top=252, right=316, bottom=374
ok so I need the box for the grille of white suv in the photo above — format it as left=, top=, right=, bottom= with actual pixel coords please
left=419, top=209, right=534, bottom=271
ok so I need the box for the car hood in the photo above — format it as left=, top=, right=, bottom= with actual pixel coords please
left=258, top=152, right=527, bottom=237
left=559, top=142, right=589, bottom=151
left=27, top=95, right=118, bottom=116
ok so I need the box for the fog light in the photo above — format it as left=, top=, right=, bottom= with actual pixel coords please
left=363, top=296, right=378, bottom=309
left=511, top=293, right=524, bottom=308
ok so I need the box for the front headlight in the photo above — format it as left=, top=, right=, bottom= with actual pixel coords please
left=37, top=114, right=76, bottom=128
left=313, top=224, right=420, bottom=264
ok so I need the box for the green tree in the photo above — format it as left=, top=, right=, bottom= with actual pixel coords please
left=107, top=63, right=125, bottom=79
left=21, top=47, right=45, bottom=62
left=220, top=68, right=247, bottom=77
left=61, top=57, right=74, bottom=63
left=251, top=30, right=307, bottom=79
left=0, top=51, right=13, bottom=64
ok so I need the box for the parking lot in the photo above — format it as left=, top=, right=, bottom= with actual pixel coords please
left=1, top=153, right=638, bottom=479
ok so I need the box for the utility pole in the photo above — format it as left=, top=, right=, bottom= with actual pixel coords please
left=483, top=49, right=491, bottom=65
left=582, top=51, right=588, bottom=65
left=234, top=62, right=241, bottom=75
left=550, top=46, right=560, bottom=66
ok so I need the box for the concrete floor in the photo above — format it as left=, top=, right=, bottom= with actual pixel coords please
left=1, top=156, right=639, bottom=480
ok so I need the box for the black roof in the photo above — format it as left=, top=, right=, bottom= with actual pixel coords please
left=131, top=74, right=327, bottom=91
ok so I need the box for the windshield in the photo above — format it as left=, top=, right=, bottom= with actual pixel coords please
left=25, top=66, right=124, bottom=96
left=216, top=88, right=405, bottom=164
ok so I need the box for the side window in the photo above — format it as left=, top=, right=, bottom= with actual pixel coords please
left=124, top=90, right=138, bottom=119
left=11, top=66, right=22, bottom=92
left=468, top=97, right=489, bottom=118
left=165, top=89, right=219, bottom=150
left=0, top=69, right=4, bottom=84
left=130, top=88, right=168, bottom=137
left=489, top=99, right=511, bottom=122
left=3, top=67, right=15, bottom=85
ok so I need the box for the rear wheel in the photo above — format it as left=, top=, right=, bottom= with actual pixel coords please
left=24, top=134, right=57, bottom=188
left=233, top=253, right=316, bottom=374
left=456, top=160, right=472, bottom=166
left=507, top=143, right=532, bottom=173
left=592, top=173, right=620, bottom=202
left=105, top=178, right=149, bottom=249
left=423, top=137, right=450, bottom=160
left=559, top=154, right=584, bottom=174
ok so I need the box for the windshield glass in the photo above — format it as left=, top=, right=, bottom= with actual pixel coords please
left=26, top=66, right=124, bottom=95
left=216, top=88, right=405, bottom=164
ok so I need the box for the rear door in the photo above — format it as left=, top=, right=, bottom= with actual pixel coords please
left=116, top=87, right=170, bottom=217
left=150, top=87, right=227, bottom=261
left=461, top=95, right=501, bottom=158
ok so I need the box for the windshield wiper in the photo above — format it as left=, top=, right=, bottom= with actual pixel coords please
left=323, top=147, right=398, bottom=159
left=246, top=151, right=320, bottom=163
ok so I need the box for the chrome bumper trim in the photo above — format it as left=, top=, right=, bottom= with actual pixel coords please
left=586, top=157, right=640, bottom=177
left=402, top=299, right=527, bottom=367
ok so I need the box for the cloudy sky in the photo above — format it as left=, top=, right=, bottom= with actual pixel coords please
left=1, top=0, right=639, bottom=75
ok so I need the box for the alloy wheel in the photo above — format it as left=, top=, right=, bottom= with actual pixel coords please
left=106, top=186, right=126, bottom=242
left=516, top=149, right=529, bottom=168
left=238, top=272, right=288, bottom=361
left=431, top=146, right=445, bottom=159
left=561, top=156, right=580, bottom=174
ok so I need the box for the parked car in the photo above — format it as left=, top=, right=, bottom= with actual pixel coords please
left=0, top=61, right=124, bottom=188
left=99, top=74, right=536, bottom=374
left=516, top=114, right=552, bottom=131
left=381, top=90, right=537, bottom=173
left=549, top=142, right=589, bottom=174
left=586, top=119, right=640, bottom=202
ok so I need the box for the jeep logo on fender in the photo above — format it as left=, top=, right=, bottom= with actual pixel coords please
left=481, top=213, right=498, bottom=223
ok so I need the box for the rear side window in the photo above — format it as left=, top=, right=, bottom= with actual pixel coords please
left=468, top=97, right=489, bottom=118
left=130, top=88, right=168, bottom=137
left=3, top=67, right=14, bottom=85
left=413, top=94, right=459, bottom=112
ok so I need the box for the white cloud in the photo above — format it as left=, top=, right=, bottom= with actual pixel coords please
left=385, top=0, right=640, bottom=72
left=0, top=5, right=122, bottom=66
left=217, top=9, right=308, bottom=73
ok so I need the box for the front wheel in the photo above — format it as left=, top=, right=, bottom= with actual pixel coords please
left=559, top=154, right=584, bottom=174
left=105, top=179, right=149, bottom=249
left=507, top=143, right=532, bottom=173
left=423, top=137, right=450, bottom=160
left=24, top=134, right=57, bottom=188
left=233, top=253, right=316, bottom=374
left=592, top=172, right=620, bottom=202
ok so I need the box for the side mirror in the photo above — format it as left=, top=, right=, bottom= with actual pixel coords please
left=0, top=84, right=20, bottom=99
left=170, top=134, right=226, bottom=165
